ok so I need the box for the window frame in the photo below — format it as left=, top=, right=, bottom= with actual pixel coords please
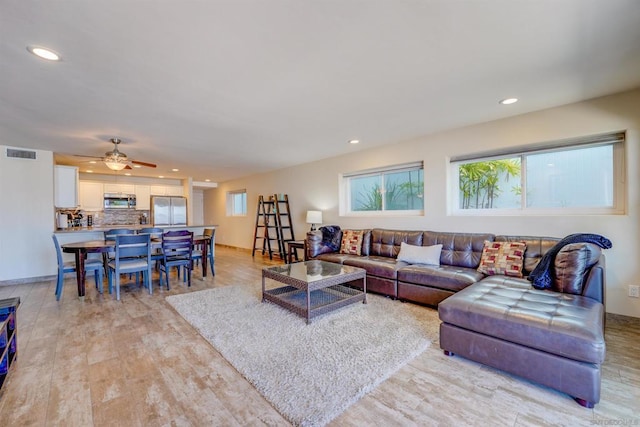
left=339, top=161, right=425, bottom=217
left=449, top=133, right=626, bottom=216
left=226, top=189, right=247, bottom=217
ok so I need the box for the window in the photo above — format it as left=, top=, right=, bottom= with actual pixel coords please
left=341, top=162, right=424, bottom=215
left=226, top=189, right=247, bottom=216
left=450, top=132, right=625, bottom=215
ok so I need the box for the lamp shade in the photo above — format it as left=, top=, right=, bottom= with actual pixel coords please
left=306, top=210, right=323, bottom=225
left=104, top=160, right=128, bottom=171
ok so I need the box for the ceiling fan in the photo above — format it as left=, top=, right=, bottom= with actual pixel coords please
left=76, top=138, right=157, bottom=171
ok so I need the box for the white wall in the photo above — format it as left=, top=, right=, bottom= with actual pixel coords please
left=192, top=189, right=204, bottom=225
left=0, top=146, right=57, bottom=280
left=210, top=89, right=640, bottom=317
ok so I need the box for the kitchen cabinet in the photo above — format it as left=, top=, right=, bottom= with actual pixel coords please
left=135, top=185, right=151, bottom=210
left=78, top=182, right=104, bottom=211
left=103, top=183, right=135, bottom=194
left=54, top=165, right=78, bottom=208
left=150, top=185, right=183, bottom=196
left=150, top=185, right=165, bottom=196
left=165, top=186, right=184, bottom=196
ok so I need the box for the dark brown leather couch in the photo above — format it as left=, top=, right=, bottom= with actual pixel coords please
left=305, top=228, right=607, bottom=407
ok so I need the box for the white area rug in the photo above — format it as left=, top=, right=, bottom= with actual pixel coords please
left=166, top=285, right=431, bottom=427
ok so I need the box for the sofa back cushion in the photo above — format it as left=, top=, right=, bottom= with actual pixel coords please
left=423, top=231, right=494, bottom=268
left=495, top=235, right=559, bottom=276
left=369, top=229, right=423, bottom=258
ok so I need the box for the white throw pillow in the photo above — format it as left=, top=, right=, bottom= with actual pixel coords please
left=397, top=242, right=442, bottom=265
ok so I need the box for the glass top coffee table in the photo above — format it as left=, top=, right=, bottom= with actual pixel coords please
left=262, top=260, right=367, bottom=324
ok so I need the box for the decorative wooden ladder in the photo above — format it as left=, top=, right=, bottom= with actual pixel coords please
left=252, top=194, right=295, bottom=261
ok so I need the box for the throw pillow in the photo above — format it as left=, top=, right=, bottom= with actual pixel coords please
left=397, top=242, right=442, bottom=265
left=477, top=241, right=527, bottom=278
left=340, top=230, right=364, bottom=255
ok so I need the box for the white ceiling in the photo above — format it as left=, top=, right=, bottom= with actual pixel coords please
left=2, top=0, right=640, bottom=182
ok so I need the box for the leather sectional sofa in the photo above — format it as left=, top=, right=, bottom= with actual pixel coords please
left=305, top=228, right=607, bottom=407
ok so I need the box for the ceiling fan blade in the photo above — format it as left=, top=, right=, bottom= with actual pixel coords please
left=125, top=165, right=133, bottom=170
left=131, top=160, right=157, bottom=168
left=71, top=154, right=101, bottom=159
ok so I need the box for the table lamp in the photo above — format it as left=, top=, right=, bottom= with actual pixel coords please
left=306, top=210, right=323, bottom=231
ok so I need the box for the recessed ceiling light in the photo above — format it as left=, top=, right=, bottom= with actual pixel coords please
left=171, top=168, right=179, bottom=172
left=133, top=165, right=142, bottom=168
left=124, top=173, right=131, bottom=176
left=89, top=160, right=97, bottom=164
left=86, top=170, right=93, bottom=173
left=158, top=175, right=164, bottom=178
left=205, top=179, right=211, bottom=182
left=349, top=139, right=360, bottom=144
left=27, top=46, right=61, bottom=61
left=499, top=98, right=518, bottom=105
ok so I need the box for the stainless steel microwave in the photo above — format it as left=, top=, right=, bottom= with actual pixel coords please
left=104, top=193, right=136, bottom=209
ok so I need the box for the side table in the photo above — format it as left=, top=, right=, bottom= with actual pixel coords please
left=286, top=241, right=305, bottom=264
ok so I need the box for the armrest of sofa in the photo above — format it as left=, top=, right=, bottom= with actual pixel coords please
left=582, top=255, right=606, bottom=306
left=305, top=230, right=338, bottom=259
left=553, top=242, right=605, bottom=306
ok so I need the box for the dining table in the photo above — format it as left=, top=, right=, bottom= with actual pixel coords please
left=62, top=234, right=212, bottom=299
left=192, top=235, right=212, bottom=279
left=61, top=240, right=114, bottom=300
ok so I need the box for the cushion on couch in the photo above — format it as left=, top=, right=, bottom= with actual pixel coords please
left=477, top=240, right=526, bottom=278
left=397, top=242, right=442, bottom=265
left=495, top=235, right=559, bottom=276
left=340, top=230, right=364, bottom=255
left=553, top=243, right=602, bottom=295
left=344, top=256, right=408, bottom=280
left=397, top=264, right=486, bottom=292
left=369, top=229, right=423, bottom=258
left=423, top=231, right=494, bottom=268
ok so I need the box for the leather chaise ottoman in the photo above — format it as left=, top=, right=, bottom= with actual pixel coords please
left=438, top=280, right=606, bottom=407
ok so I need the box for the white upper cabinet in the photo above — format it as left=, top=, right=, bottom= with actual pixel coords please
left=54, top=165, right=78, bottom=208
left=78, top=181, right=104, bottom=211
left=103, top=183, right=135, bottom=194
left=165, top=186, right=184, bottom=196
left=135, top=185, right=151, bottom=210
left=150, top=185, right=183, bottom=196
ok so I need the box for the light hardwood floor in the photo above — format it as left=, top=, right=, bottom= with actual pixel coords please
left=0, top=246, right=638, bottom=426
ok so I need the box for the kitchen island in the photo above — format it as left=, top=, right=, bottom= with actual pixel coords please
left=54, top=224, right=218, bottom=234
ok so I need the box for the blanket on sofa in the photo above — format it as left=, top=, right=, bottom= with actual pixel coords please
left=528, top=233, right=612, bottom=290
left=319, top=225, right=342, bottom=251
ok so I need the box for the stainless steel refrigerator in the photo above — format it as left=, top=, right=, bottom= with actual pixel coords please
left=151, top=196, right=187, bottom=226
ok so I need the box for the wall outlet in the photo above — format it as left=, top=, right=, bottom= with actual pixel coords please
left=629, top=285, right=640, bottom=298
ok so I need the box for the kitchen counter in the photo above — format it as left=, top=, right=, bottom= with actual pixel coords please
left=54, top=224, right=218, bottom=233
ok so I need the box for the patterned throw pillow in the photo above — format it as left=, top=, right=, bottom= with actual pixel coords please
left=477, top=241, right=527, bottom=278
left=340, top=230, right=364, bottom=255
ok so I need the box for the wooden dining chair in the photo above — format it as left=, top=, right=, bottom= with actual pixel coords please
left=52, top=235, right=104, bottom=301
left=192, top=228, right=215, bottom=276
left=107, top=234, right=152, bottom=301
left=160, top=230, right=193, bottom=289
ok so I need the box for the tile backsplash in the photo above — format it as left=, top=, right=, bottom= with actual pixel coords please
left=83, top=209, right=150, bottom=227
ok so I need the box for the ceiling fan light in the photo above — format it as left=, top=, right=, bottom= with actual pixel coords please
left=104, top=160, right=127, bottom=171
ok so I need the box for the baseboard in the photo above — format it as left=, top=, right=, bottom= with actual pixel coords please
left=0, top=275, right=55, bottom=286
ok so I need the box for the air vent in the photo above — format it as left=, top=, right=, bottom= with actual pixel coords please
left=6, top=148, right=37, bottom=160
